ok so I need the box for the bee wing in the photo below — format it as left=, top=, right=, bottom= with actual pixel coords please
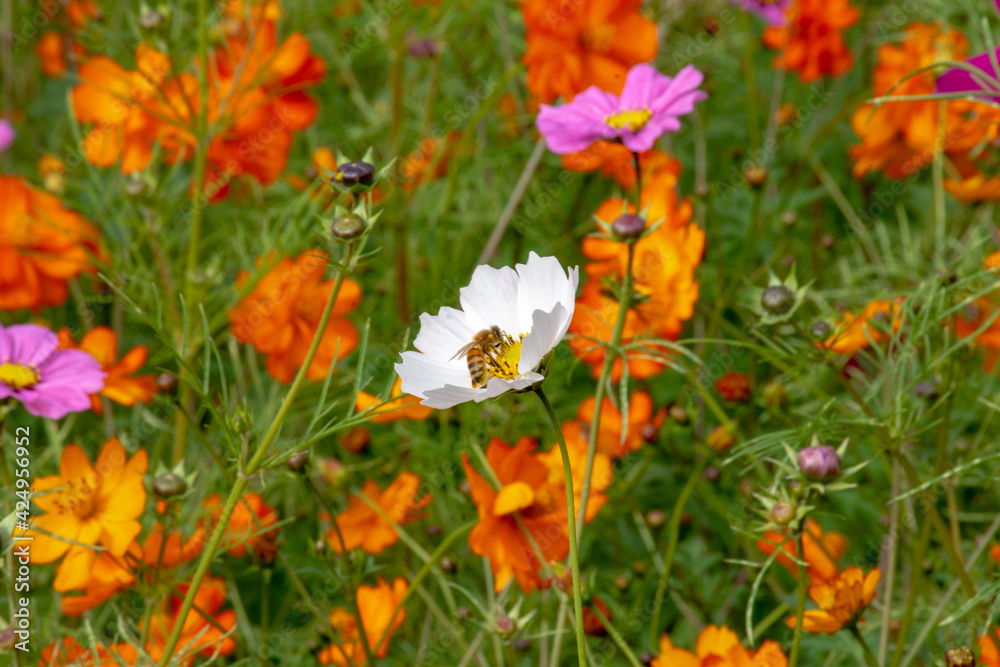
left=448, top=341, right=479, bottom=362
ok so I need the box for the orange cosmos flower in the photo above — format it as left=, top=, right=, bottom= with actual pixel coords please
left=522, top=0, right=657, bottom=103
left=57, top=326, right=158, bottom=414
left=37, top=31, right=69, bottom=77
left=945, top=171, right=1000, bottom=203
left=322, top=472, right=432, bottom=555
left=22, top=437, right=147, bottom=592
left=569, top=166, right=704, bottom=380
left=203, top=491, right=280, bottom=562
left=762, top=0, right=859, bottom=83
left=561, top=143, right=678, bottom=192
left=821, top=299, right=903, bottom=356
left=401, top=133, right=459, bottom=193
left=757, top=519, right=848, bottom=584
left=576, top=391, right=665, bottom=458
left=463, top=437, right=569, bottom=593
left=955, top=298, right=1000, bottom=371
left=652, top=624, right=788, bottom=667
left=143, top=576, right=238, bottom=663
left=982, top=629, right=1000, bottom=667
left=850, top=23, right=1000, bottom=180
left=228, top=251, right=362, bottom=383
left=355, top=378, right=433, bottom=423
left=319, top=577, right=408, bottom=666
left=538, top=420, right=611, bottom=522
left=60, top=520, right=205, bottom=616
left=0, top=176, right=100, bottom=311
left=785, top=566, right=881, bottom=634
left=40, top=638, right=122, bottom=667
left=203, top=19, right=326, bottom=199
left=39, top=153, right=67, bottom=193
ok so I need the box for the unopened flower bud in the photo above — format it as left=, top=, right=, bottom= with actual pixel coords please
left=810, top=321, right=832, bottom=338
left=744, top=165, right=768, bottom=189
left=316, top=457, right=348, bottom=487
left=640, top=651, right=655, bottom=666
left=425, top=524, right=442, bottom=539
left=514, top=638, right=531, bottom=651
left=820, top=234, right=835, bottom=249
left=632, top=560, right=648, bottom=576
left=945, top=647, right=976, bottom=667
left=459, top=480, right=471, bottom=494
left=337, top=161, right=374, bottom=186
left=439, top=556, right=456, bottom=573
left=156, top=372, right=179, bottom=394
left=331, top=213, right=365, bottom=241
left=231, top=409, right=252, bottom=435
left=761, top=285, right=795, bottom=315
left=641, top=423, right=659, bottom=443
left=139, top=8, right=163, bottom=28
left=285, top=450, right=310, bottom=473
left=762, top=381, right=787, bottom=409
left=494, top=616, right=516, bottom=636
left=797, top=445, right=841, bottom=480
left=153, top=473, right=186, bottom=499
left=775, top=103, right=797, bottom=126
left=693, top=182, right=710, bottom=198
left=455, top=606, right=471, bottom=621
left=0, top=627, right=16, bottom=649
left=314, top=538, right=327, bottom=555
left=669, top=405, right=689, bottom=425
left=716, top=371, right=751, bottom=403
left=770, top=501, right=795, bottom=525
left=645, top=509, right=666, bottom=529
left=614, top=573, right=630, bottom=590
left=914, top=381, right=937, bottom=398
left=779, top=210, right=797, bottom=226
left=702, top=17, right=721, bottom=35
left=612, top=213, right=646, bottom=240
left=703, top=466, right=721, bottom=482
left=124, top=174, right=146, bottom=197
left=707, top=424, right=736, bottom=452
left=408, top=37, right=438, bottom=58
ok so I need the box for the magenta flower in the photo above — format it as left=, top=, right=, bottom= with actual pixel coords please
left=0, top=324, right=106, bottom=419
left=935, top=0, right=1000, bottom=103
left=732, top=0, right=790, bottom=26
left=536, top=64, right=707, bottom=155
left=0, top=119, right=13, bottom=154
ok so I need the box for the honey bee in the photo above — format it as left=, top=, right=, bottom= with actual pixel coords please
left=450, top=326, right=507, bottom=388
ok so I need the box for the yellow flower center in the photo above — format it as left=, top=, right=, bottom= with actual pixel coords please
left=484, top=332, right=525, bottom=381
left=606, top=108, right=653, bottom=132
left=55, top=478, right=98, bottom=518
left=0, top=362, right=40, bottom=390
left=580, top=23, right=616, bottom=53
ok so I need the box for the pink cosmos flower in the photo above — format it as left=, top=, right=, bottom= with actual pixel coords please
left=0, top=323, right=106, bottom=419
left=732, top=0, right=791, bottom=26
left=536, top=64, right=707, bottom=155
left=0, top=119, right=13, bottom=154
left=935, top=0, right=1000, bottom=103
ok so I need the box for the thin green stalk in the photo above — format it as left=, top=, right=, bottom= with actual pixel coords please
left=788, top=535, right=808, bottom=667
left=173, top=0, right=212, bottom=465
left=889, top=513, right=931, bottom=667
left=576, top=243, right=635, bottom=537
left=878, top=461, right=901, bottom=665
left=850, top=625, right=880, bottom=667
left=932, top=99, right=946, bottom=267
left=589, top=603, right=643, bottom=667
left=0, top=413, right=20, bottom=667
left=740, top=11, right=761, bottom=151
left=155, top=244, right=356, bottom=667
left=649, top=455, right=709, bottom=647
left=534, top=387, right=588, bottom=667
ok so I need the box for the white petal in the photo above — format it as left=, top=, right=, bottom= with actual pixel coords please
left=473, top=373, right=543, bottom=403
left=413, top=307, right=476, bottom=362
left=515, top=253, right=579, bottom=339
left=519, top=304, right=568, bottom=373
left=396, top=351, right=471, bottom=399
left=421, top=384, right=485, bottom=409
left=460, top=264, right=522, bottom=335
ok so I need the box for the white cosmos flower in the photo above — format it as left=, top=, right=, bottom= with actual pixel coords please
left=396, top=252, right=579, bottom=409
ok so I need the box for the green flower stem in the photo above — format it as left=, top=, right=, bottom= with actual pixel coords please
left=850, top=625, right=880, bottom=667
left=576, top=242, right=635, bottom=538
left=172, top=0, right=212, bottom=465
left=788, top=535, right=808, bottom=667
left=739, top=10, right=761, bottom=152
left=534, top=386, right=588, bottom=667
left=589, top=602, right=644, bottom=667
left=0, top=412, right=20, bottom=667
left=649, top=454, right=709, bottom=647
left=156, top=244, right=356, bottom=667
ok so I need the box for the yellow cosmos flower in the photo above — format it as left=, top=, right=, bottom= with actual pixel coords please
left=785, top=566, right=881, bottom=634
left=21, top=437, right=148, bottom=591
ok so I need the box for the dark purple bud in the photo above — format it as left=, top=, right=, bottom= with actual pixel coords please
left=761, top=285, right=794, bottom=315
left=612, top=213, right=646, bottom=240
left=408, top=37, right=438, bottom=58
left=338, top=161, right=374, bottom=186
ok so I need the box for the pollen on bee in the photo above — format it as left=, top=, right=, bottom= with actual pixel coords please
left=484, top=332, right=527, bottom=382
